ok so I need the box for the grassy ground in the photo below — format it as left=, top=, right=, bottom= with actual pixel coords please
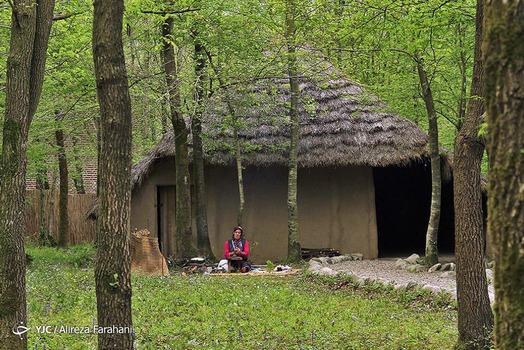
left=26, top=244, right=458, bottom=349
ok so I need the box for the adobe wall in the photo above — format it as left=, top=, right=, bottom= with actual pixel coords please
left=206, top=165, right=378, bottom=263
left=131, top=160, right=378, bottom=263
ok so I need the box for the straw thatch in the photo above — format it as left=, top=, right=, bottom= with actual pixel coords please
left=130, top=53, right=430, bottom=190
left=87, top=50, right=442, bottom=219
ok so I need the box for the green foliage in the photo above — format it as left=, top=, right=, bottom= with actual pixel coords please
left=26, top=245, right=97, bottom=349
left=3, top=0, right=479, bottom=177
left=27, top=245, right=458, bottom=349
left=478, top=121, right=489, bottom=137
left=308, top=0, right=476, bottom=152
left=26, top=243, right=95, bottom=268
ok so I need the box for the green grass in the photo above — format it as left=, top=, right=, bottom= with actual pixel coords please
left=26, top=244, right=458, bottom=349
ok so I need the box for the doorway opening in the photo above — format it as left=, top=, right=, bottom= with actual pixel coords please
left=373, top=162, right=455, bottom=258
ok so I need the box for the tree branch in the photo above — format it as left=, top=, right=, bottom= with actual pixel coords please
left=6, top=0, right=20, bottom=28
left=141, top=8, right=200, bottom=15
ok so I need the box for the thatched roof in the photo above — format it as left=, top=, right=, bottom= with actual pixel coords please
left=87, top=51, right=442, bottom=219
left=130, top=54, right=430, bottom=190
left=203, top=79, right=428, bottom=168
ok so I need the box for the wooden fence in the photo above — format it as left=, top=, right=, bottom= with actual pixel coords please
left=25, top=190, right=96, bottom=244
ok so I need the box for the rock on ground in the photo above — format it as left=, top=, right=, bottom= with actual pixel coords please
left=310, top=256, right=495, bottom=303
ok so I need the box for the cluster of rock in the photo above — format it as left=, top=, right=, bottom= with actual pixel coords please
left=308, top=254, right=364, bottom=276
left=308, top=253, right=455, bottom=298
left=395, top=253, right=494, bottom=284
left=308, top=253, right=495, bottom=302
left=395, top=254, right=456, bottom=277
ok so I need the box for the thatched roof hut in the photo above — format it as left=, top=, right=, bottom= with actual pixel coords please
left=90, top=50, right=457, bottom=261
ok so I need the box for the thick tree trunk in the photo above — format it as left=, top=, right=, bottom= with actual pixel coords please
left=92, top=0, right=134, bottom=347
left=484, top=1, right=524, bottom=348
left=285, top=0, right=302, bottom=262
left=161, top=14, right=195, bottom=259
left=55, top=113, right=69, bottom=248
left=192, top=38, right=214, bottom=259
left=416, top=56, right=441, bottom=267
left=454, top=1, right=494, bottom=348
left=0, top=0, right=54, bottom=348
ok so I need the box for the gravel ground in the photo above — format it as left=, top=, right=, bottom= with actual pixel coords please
left=326, top=258, right=495, bottom=302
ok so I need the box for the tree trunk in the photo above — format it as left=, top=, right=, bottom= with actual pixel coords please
left=205, top=49, right=246, bottom=227
left=55, top=112, right=69, bottom=248
left=234, top=129, right=245, bottom=226
left=285, top=0, right=302, bottom=262
left=92, top=0, right=134, bottom=346
left=416, top=56, right=441, bottom=267
left=192, top=37, right=214, bottom=259
left=454, top=1, right=494, bottom=348
left=71, top=135, right=86, bottom=194
left=0, top=0, right=54, bottom=347
left=484, top=1, right=524, bottom=348
left=161, top=13, right=195, bottom=259
left=36, top=169, right=54, bottom=246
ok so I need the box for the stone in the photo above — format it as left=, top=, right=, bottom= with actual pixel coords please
left=331, top=255, right=356, bottom=264
left=486, top=269, right=493, bottom=283
left=408, top=264, right=426, bottom=273
left=351, top=253, right=364, bottom=261
left=406, top=281, right=418, bottom=290
left=320, top=267, right=335, bottom=275
left=405, top=254, right=420, bottom=265
left=441, top=271, right=456, bottom=278
left=441, top=263, right=453, bottom=271
left=395, top=259, right=409, bottom=270
left=428, top=263, right=442, bottom=272
left=423, top=284, right=442, bottom=295
left=393, top=284, right=407, bottom=291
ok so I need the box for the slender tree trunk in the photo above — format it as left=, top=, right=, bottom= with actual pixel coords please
left=416, top=56, right=441, bottom=267
left=161, top=13, right=195, bottom=259
left=161, top=94, right=169, bottom=135
left=36, top=169, right=53, bottom=246
left=234, top=129, right=245, bottom=226
left=92, top=0, right=134, bottom=346
left=55, top=112, right=69, bottom=248
left=192, top=37, right=214, bottom=259
left=0, top=0, right=54, bottom=347
left=454, top=1, right=494, bottom=348
left=71, top=136, right=86, bottom=194
left=94, top=115, right=101, bottom=197
left=484, top=1, right=524, bottom=348
left=205, top=49, right=245, bottom=226
left=285, top=0, right=302, bottom=262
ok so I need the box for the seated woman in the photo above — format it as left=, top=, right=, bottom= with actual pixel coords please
left=224, top=226, right=251, bottom=272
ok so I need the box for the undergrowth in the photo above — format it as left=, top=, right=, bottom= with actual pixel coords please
left=25, top=244, right=458, bottom=349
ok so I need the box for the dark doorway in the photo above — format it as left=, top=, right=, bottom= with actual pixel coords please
left=157, top=186, right=176, bottom=257
left=373, top=162, right=455, bottom=258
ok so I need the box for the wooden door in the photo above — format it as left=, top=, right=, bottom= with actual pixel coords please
left=157, top=186, right=176, bottom=257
